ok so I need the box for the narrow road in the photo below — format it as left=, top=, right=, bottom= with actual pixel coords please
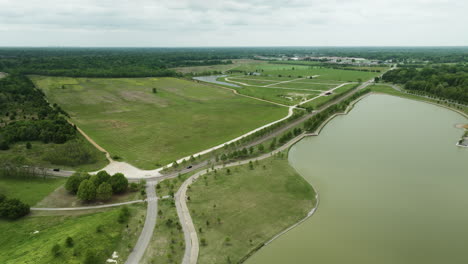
left=125, top=181, right=158, bottom=264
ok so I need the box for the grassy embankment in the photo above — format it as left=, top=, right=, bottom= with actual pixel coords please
left=187, top=156, right=316, bottom=264
left=370, top=84, right=468, bottom=115
left=0, top=204, right=145, bottom=264
left=31, top=76, right=287, bottom=169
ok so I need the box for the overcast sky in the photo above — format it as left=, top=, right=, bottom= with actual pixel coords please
left=0, top=0, right=466, bottom=47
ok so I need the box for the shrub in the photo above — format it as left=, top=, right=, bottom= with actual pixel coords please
left=0, top=198, right=30, bottom=219
left=51, top=244, right=61, bottom=257
left=65, top=236, right=74, bottom=247
left=118, top=206, right=131, bottom=223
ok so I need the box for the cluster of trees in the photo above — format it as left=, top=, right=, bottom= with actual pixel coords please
left=0, top=74, right=76, bottom=150
left=278, top=128, right=303, bottom=145
left=382, top=65, right=468, bottom=104
left=65, top=171, right=131, bottom=202
left=304, top=89, right=371, bottom=132
left=0, top=48, right=236, bottom=77
left=0, top=194, right=30, bottom=220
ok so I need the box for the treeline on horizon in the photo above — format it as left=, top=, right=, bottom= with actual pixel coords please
left=0, top=48, right=236, bottom=77
left=1, top=47, right=468, bottom=78
left=382, top=64, right=468, bottom=104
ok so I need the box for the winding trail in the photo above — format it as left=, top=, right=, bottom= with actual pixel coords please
left=125, top=181, right=158, bottom=264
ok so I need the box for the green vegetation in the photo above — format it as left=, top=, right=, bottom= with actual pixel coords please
left=0, top=75, right=75, bottom=149
left=64, top=171, right=143, bottom=203
left=0, top=177, right=65, bottom=206
left=0, top=138, right=108, bottom=171
left=172, top=59, right=258, bottom=75
left=230, top=63, right=380, bottom=82
left=0, top=74, right=107, bottom=170
left=142, top=199, right=185, bottom=264
left=0, top=194, right=30, bottom=220
left=304, top=88, right=371, bottom=132
left=187, top=156, right=316, bottom=264
left=0, top=204, right=145, bottom=263
left=382, top=65, right=468, bottom=104
left=32, top=76, right=287, bottom=168
left=369, top=85, right=468, bottom=115
left=300, top=83, right=359, bottom=109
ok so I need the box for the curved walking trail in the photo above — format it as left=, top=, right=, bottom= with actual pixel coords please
left=125, top=181, right=158, bottom=264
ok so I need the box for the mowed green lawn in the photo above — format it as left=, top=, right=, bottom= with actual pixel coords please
left=232, top=63, right=380, bottom=82
left=31, top=76, right=287, bottom=169
left=187, top=156, right=316, bottom=264
left=0, top=204, right=145, bottom=264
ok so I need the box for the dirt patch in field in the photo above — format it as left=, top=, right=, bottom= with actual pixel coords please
left=104, top=120, right=129, bottom=129
left=119, top=90, right=169, bottom=106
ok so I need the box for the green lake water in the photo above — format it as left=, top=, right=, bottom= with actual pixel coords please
left=248, top=94, right=468, bottom=264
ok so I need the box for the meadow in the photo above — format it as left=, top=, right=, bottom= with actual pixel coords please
left=0, top=204, right=145, bottom=264
left=231, top=63, right=381, bottom=82
left=187, top=156, right=316, bottom=264
left=31, top=76, right=287, bottom=169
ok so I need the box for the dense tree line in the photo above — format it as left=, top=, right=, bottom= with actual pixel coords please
left=0, top=48, right=235, bottom=77
left=382, top=65, right=468, bottom=104
left=0, top=74, right=76, bottom=149
left=304, top=89, right=371, bottom=132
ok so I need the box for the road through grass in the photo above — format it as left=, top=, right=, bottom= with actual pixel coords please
left=31, top=76, right=287, bottom=169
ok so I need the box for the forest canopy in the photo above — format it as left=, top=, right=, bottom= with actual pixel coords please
left=382, top=64, right=468, bottom=104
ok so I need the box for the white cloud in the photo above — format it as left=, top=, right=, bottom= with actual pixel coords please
left=0, top=0, right=466, bottom=46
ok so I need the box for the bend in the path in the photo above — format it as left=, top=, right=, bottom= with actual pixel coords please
left=125, top=181, right=158, bottom=264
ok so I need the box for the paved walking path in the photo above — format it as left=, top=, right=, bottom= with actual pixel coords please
left=125, top=181, right=158, bottom=264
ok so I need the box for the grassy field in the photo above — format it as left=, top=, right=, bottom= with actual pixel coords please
left=31, top=76, right=287, bottom=169
left=0, top=177, right=66, bottom=206
left=370, top=84, right=468, bottom=115
left=235, top=86, right=320, bottom=105
left=0, top=204, right=145, bottom=264
left=231, top=63, right=380, bottom=82
left=141, top=199, right=184, bottom=264
left=172, top=59, right=263, bottom=74
left=187, top=156, right=316, bottom=264
left=215, top=64, right=376, bottom=106
left=0, top=137, right=108, bottom=172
